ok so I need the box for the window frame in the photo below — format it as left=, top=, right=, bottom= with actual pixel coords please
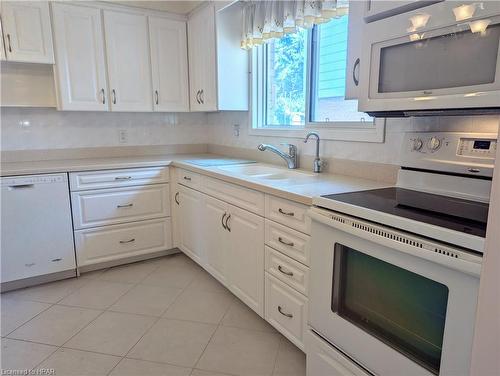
left=249, top=24, right=385, bottom=143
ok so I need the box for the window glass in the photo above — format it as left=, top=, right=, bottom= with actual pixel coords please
left=264, top=29, right=308, bottom=127
left=310, top=18, right=371, bottom=123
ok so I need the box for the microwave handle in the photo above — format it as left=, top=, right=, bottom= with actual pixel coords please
left=331, top=243, right=344, bottom=313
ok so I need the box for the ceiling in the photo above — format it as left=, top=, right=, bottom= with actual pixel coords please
left=106, top=1, right=204, bottom=15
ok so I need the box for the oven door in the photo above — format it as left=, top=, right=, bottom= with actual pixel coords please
left=358, top=1, right=500, bottom=114
left=308, top=208, right=481, bottom=376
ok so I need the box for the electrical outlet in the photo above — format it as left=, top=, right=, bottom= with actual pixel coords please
left=118, top=129, right=128, bottom=144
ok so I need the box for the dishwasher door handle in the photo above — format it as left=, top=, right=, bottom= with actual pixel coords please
left=8, top=184, right=35, bottom=190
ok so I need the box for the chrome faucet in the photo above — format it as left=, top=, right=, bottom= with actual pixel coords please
left=304, top=132, right=323, bottom=173
left=257, top=143, right=298, bottom=169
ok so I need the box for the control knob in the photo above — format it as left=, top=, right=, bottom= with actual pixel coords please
left=411, top=138, right=424, bottom=151
left=427, top=137, right=441, bottom=151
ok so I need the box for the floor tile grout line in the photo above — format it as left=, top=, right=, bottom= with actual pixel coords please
left=2, top=301, right=55, bottom=338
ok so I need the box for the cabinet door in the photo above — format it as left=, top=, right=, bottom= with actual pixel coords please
left=227, top=204, right=265, bottom=316
left=52, top=3, right=108, bottom=111
left=104, top=10, right=153, bottom=112
left=188, top=4, right=217, bottom=111
left=178, top=185, right=204, bottom=264
left=0, top=18, right=6, bottom=61
left=203, top=195, right=229, bottom=285
left=345, top=0, right=364, bottom=100
left=1, top=1, right=54, bottom=63
left=149, top=17, right=189, bottom=112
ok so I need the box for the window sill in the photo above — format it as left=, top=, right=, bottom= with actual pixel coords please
left=248, top=118, right=386, bottom=143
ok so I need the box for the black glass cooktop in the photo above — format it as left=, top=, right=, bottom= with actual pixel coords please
left=321, top=187, right=489, bottom=238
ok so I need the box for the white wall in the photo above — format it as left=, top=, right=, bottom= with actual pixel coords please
left=1, top=108, right=499, bottom=167
left=0, top=108, right=208, bottom=151
left=207, top=112, right=500, bottom=166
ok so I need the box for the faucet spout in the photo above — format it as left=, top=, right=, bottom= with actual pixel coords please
left=304, top=132, right=323, bottom=173
left=257, top=143, right=298, bottom=169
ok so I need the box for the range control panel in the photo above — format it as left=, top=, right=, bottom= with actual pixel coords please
left=401, top=132, right=497, bottom=177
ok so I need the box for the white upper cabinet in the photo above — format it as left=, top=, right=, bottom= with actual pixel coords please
left=1, top=1, right=54, bottom=63
left=104, top=10, right=153, bottom=112
left=149, top=16, right=189, bottom=112
left=188, top=4, right=217, bottom=111
left=187, top=2, right=248, bottom=112
left=364, top=1, right=442, bottom=22
left=52, top=3, right=108, bottom=111
left=345, top=0, right=364, bottom=100
left=0, top=18, right=6, bottom=61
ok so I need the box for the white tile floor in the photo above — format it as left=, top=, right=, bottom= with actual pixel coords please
left=1, top=253, right=306, bottom=376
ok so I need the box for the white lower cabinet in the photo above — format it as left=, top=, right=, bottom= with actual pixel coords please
left=177, top=184, right=204, bottom=264
left=305, top=329, right=370, bottom=376
left=69, top=167, right=173, bottom=270
left=226, top=204, right=264, bottom=316
left=75, top=218, right=171, bottom=267
left=265, top=273, right=308, bottom=350
left=201, top=194, right=265, bottom=316
left=203, top=195, right=229, bottom=285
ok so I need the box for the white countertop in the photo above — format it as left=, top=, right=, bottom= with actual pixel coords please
left=1, top=154, right=390, bottom=205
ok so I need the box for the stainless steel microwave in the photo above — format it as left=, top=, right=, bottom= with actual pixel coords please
left=358, top=1, right=500, bottom=117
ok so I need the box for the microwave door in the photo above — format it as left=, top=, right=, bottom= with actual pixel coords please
left=359, top=5, right=500, bottom=114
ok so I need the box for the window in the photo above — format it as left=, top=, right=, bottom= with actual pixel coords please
left=251, top=12, right=384, bottom=142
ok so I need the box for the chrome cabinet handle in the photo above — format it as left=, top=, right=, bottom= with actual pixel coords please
left=278, top=237, right=294, bottom=247
left=115, top=176, right=132, bottom=180
left=175, top=192, right=180, bottom=205
left=119, top=238, right=135, bottom=244
left=225, top=214, right=231, bottom=232
left=278, top=208, right=294, bottom=217
left=221, top=212, right=227, bottom=230
left=353, top=58, right=360, bottom=86
left=155, top=90, right=159, bottom=105
left=100, top=88, right=105, bottom=104
left=183, top=176, right=192, bottom=181
left=200, top=89, right=204, bottom=104
left=52, top=258, right=62, bottom=262
left=278, top=265, right=294, bottom=276
left=112, top=89, right=117, bottom=104
left=278, top=306, right=293, bottom=318
left=6, top=34, right=12, bottom=52
left=196, top=90, right=201, bottom=104
left=117, top=203, right=133, bottom=208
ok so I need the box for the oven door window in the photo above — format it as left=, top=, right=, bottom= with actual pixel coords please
left=332, top=244, right=449, bottom=375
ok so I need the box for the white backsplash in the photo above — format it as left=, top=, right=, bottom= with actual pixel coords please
left=1, top=108, right=498, bottom=166
left=0, top=108, right=208, bottom=151
left=206, top=112, right=500, bottom=166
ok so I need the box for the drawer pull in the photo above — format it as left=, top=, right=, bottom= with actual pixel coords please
left=117, top=203, right=133, bottom=208
left=278, top=265, right=294, bottom=276
left=115, top=176, right=132, bottom=180
left=175, top=192, right=180, bottom=205
left=25, top=262, right=35, bottom=267
left=278, top=237, right=294, bottom=247
left=51, top=258, right=62, bottom=262
left=222, top=212, right=227, bottom=230
left=183, top=176, right=192, bottom=181
left=225, top=214, right=231, bottom=232
left=278, top=208, right=295, bottom=217
left=119, top=238, right=135, bottom=244
left=278, top=305, right=293, bottom=318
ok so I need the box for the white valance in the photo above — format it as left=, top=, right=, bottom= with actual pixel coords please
left=241, top=0, right=349, bottom=49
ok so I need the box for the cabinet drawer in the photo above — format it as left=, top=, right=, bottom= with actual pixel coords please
left=265, top=246, right=309, bottom=296
left=70, top=167, right=169, bottom=191
left=265, top=273, right=308, bottom=350
left=176, top=168, right=202, bottom=190
left=265, top=195, right=311, bottom=234
left=75, top=218, right=172, bottom=267
left=305, top=329, right=370, bottom=376
left=265, top=220, right=310, bottom=266
left=71, top=184, right=170, bottom=229
left=204, top=176, right=265, bottom=216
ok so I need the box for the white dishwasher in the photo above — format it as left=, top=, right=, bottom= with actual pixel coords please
left=1, top=173, right=76, bottom=289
